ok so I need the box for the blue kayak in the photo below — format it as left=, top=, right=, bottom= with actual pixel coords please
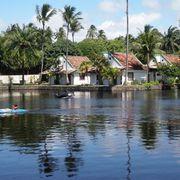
left=0, top=109, right=28, bottom=114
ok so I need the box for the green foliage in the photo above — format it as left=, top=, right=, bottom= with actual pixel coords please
left=101, top=67, right=120, bottom=85
left=77, top=39, right=107, bottom=58
left=161, top=26, right=180, bottom=54
left=79, top=61, right=93, bottom=73
left=132, top=25, right=162, bottom=64
left=143, top=81, right=160, bottom=89
left=158, top=64, right=180, bottom=84
left=106, top=39, right=125, bottom=53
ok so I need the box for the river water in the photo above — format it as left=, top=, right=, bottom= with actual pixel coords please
left=0, top=90, right=179, bottom=180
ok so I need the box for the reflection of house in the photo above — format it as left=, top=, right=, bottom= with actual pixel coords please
left=149, top=54, right=180, bottom=81
left=104, top=52, right=147, bottom=85
left=49, top=56, right=97, bottom=85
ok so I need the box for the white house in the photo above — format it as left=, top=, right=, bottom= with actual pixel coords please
left=104, top=52, right=147, bottom=85
left=49, top=56, right=97, bottom=85
left=149, top=54, right=180, bottom=81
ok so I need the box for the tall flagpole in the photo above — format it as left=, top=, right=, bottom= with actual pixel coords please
left=125, top=0, right=129, bottom=85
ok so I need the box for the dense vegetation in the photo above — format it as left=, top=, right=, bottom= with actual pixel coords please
left=0, top=3, right=179, bottom=84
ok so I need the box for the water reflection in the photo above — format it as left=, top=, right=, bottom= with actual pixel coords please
left=0, top=90, right=179, bottom=179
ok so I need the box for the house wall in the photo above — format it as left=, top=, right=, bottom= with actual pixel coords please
left=59, top=56, right=74, bottom=71
left=72, top=72, right=91, bottom=85
left=149, top=55, right=169, bottom=69
left=0, top=75, right=40, bottom=84
left=121, top=70, right=147, bottom=84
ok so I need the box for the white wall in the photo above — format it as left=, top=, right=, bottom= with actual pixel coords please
left=0, top=75, right=40, bottom=84
left=59, top=56, right=74, bottom=71
left=121, top=70, right=147, bottom=84
left=73, top=72, right=91, bottom=85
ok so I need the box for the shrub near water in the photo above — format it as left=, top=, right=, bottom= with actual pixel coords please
left=143, top=81, right=160, bottom=90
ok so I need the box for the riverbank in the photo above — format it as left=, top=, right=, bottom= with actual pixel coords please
left=0, top=84, right=166, bottom=91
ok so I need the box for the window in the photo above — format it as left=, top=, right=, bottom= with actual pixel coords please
left=128, top=72, right=134, bottom=81
left=79, top=73, right=85, bottom=80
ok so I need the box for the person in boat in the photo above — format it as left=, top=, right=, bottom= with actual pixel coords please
left=12, top=104, right=18, bottom=110
left=56, top=90, right=73, bottom=98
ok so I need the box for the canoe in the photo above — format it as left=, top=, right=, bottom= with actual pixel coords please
left=0, top=109, right=28, bottom=114
left=55, top=92, right=73, bottom=98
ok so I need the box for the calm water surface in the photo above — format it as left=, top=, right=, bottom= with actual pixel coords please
left=0, top=90, right=179, bottom=180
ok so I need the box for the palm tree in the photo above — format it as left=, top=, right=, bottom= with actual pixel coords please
left=3, top=24, right=40, bottom=84
left=86, top=25, right=97, bottom=39
left=36, top=4, right=56, bottom=82
left=79, top=61, right=93, bottom=74
left=162, top=26, right=180, bottom=54
left=70, top=20, right=83, bottom=43
left=97, top=30, right=106, bottom=40
left=56, top=27, right=66, bottom=41
left=62, top=5, right=82, bottom=83
left=136, top=25, right=162, bottom=82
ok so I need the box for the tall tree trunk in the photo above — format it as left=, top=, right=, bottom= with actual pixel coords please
left=65, top=27, right=69, bottom=84
left=147, top=52, right=150, bottom=82
left=72, top=32, right=75, bottom=43
left=40, top=23, right=45, bottom=83
left=22, top=51, right=25, bottom=85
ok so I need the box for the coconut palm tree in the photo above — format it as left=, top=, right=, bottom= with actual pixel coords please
left=36, top=4, right=56, bottom=81
left=3, top=24, right=40, bottom=84
left=79, top=61, right=93, bottom=74
left=135, top=25, right=162, bottom=82
left=86, top=25, right=97, bottom=39
left=56, top=27, right=66, bottom=41
left=162, top=26, right=180, bottom=54
left=61, top=5, right=82, bottom=83
left=97, top=30, right=106, bottom=40
left=70, top=20, right=83, bottom=43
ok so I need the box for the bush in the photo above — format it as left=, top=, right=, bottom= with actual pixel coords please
left=143, top=81, right=160, bottom=89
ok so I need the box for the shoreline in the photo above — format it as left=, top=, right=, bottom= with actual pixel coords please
left=0, top=84, right=168, bottom=91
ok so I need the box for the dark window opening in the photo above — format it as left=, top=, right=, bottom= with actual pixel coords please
left=79, top=73, right=85, bottom=80
left=128, top=72, right=134, bottom=81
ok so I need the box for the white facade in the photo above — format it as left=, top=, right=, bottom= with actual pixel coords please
left=0, top=74, right=40, bottom=84
left=104, top=53, right=147, bottom=85
left=149, top=55, right=172, bottom=81
left=121, top=70, right=147, bottom=84
left=50, top=56, right=97, bottom=85
left=149, top=55, right=169, bottom=69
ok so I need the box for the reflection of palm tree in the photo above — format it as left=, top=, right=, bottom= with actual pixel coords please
left=61, top=120, right=83, bottom=177
left=38, top=140, right=59, bottom=177
left=139, top=92, right=158, bottom=149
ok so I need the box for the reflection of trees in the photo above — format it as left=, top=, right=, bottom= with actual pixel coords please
left=86, top=115, right=106, bottom=139
left=167, top=120, right=180, bottom=140
left=139, top=92, right=158, bottom=150
left=38, top=140, right=59, bottom=177
left=58, top=117, right=83, bottom=178
left=139, top=120, right=157, bottom=149
left=0, top=115, right=60, bottom=177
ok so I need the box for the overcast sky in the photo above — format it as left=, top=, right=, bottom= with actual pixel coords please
left=0, top=0, right=179, bottom=41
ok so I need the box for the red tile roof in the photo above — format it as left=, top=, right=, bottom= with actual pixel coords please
left=67, top=56, right=90, bottom=69
left=113, top=53, right=145, bottom=70
left=163, top=54, right=180, bottom=65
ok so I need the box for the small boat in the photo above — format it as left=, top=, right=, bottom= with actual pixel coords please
left=55, top=91, right=73, bottom=98
left=0, top=108, right=28, bottom=114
